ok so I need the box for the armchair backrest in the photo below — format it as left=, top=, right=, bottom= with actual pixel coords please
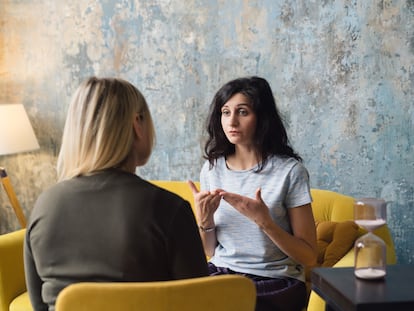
left=310, top=188, right=397, bottom=264
left=55, top=275, right=256, bottom=311
left=310, top=189, right=355, bottom=222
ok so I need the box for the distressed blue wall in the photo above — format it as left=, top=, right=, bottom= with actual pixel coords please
left=0, top=0, right=413, bottom=263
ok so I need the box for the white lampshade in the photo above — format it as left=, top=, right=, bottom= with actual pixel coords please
left=0, top=104, right=40, bottom=155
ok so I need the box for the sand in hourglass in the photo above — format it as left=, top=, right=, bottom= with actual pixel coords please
left=354, top=237, right=386, bottom=279
left=355, top=267, right=386, bottom=279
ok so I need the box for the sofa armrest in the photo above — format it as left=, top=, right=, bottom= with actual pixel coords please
left=332, top=249, right=355, bottom=268
left=0, top=229, right=27, bottom=311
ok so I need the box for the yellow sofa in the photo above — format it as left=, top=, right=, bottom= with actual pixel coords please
left=0, top=181, right=397, bottom=311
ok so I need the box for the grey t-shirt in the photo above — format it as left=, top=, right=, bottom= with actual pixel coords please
left=200, top=156, right=311, bottom=281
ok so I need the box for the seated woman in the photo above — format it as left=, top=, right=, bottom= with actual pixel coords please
left=189, top=76, right=317, bottom=311
left=24, top=77, right=209, bottom=311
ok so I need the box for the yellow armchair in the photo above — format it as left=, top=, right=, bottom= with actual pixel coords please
left=307, top=189, right=397, bottom=311
left=55, top=275, right=256, bottom=311
left=0, top=229, right=31, bottom=311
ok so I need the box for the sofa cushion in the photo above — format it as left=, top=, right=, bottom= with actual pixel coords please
left=316, top=220, right=360, bottom=267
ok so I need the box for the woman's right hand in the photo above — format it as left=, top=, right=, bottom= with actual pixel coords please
left=187, top=180, right=221, bottom=227
left=188, top=180, right=220, bottom=257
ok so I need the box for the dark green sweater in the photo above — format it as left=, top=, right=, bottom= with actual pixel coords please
left=24, top=169, right=208, bottom=311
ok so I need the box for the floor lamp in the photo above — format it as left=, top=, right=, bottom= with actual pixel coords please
left=0, top=104, right=40, bottom=228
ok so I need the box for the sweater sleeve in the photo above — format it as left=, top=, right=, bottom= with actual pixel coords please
left=24, top=230, right=48, bottom=311
left=168, top=200, right=209, bottom=279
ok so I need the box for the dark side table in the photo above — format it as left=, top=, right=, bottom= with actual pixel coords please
left=311, top=265, right=414, bottom=311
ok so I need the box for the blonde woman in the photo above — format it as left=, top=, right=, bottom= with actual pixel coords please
left=24, top=77, right=208, bottom=311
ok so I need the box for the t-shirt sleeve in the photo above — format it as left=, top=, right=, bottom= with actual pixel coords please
left=285, top=162, right=312, bottom=208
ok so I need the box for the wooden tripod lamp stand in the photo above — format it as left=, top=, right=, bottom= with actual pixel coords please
left=0, top=104, right=39, bottom=228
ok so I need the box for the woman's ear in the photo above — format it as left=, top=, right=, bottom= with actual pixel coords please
left=132, top=113, right=143, bottom=140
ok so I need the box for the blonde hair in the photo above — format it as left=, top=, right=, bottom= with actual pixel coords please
left=57, top=77, right=155, bottom=181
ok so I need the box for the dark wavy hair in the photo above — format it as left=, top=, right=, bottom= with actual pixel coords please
left=204, top=76, right=301, bottom=171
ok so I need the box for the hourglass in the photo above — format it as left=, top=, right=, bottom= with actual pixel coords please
left=354, top=198, right=387, bottom=280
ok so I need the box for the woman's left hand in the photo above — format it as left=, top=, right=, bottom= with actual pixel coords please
left=218, top=188, right=273, bottom=228
left=220, top=189, right=318, bottom=266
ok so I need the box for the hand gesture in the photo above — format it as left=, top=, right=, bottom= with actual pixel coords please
left=218, top=188, right=272, bottom=228
left=187, top=180, right=221, bottom=227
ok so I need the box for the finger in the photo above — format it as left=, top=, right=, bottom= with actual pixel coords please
left=187, top=180, right=199, bottom=194
left=220, top=192, right=241, bottom=205
left=255, top=188, right=262, bottom=200
left=218, top=190, right=226, bottom=197
left=211, top=194, right=222, bottom=207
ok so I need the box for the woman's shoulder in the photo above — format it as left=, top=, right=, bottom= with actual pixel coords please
left=267, top=155, right=308, bottom=174
left=268, top=154, right=302, bottom=166
left=144, top=180, right=192, bottom=209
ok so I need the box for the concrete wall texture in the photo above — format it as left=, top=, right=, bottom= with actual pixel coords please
left=0, top=0, right=413, bottom=263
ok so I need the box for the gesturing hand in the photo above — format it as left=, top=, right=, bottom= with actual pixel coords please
left=218, top=188, right=272, bottom=228
left=187, top=180, right=221, bottom=227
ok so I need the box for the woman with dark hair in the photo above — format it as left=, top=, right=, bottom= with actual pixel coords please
left=189, top=76, right=317, bottom=311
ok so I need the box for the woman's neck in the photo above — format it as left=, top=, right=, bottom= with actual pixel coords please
left=226, top=146, right=261, bottom=170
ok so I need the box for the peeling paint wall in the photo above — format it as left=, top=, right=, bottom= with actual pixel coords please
left=0, top=0, right=413, bottom=263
